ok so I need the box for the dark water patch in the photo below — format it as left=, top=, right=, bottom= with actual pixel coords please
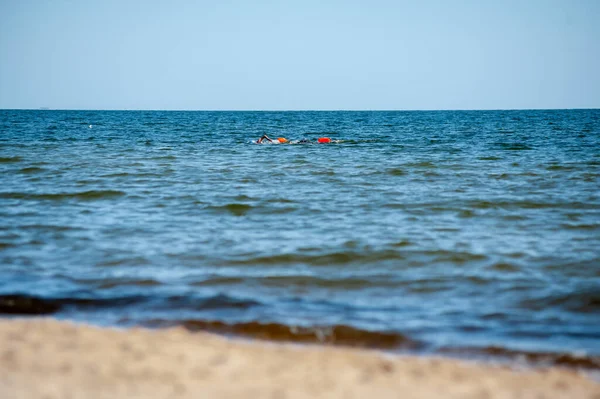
left=440, top=346, right=600, bottom=370
left=560, top=223, right=599, bottom=231
left=468, top=200, right=595, bottom=210
left=260, top=275, right=401, bottom=289
left=167, top=293, right=260, bottom=310
left=20, top=224, right=82, bottom=231
left=190, top=276, right=246, bottom=287
left=227, top=250, right=405, bottom=266
left=488, top=262, right=520, bottom=273
left=264, top=206, right=299, bottom=215
left=101, top=172, right=132, bottom=178
left=496, top=142, right=533, bottom=151
left=0, top=156, right=22, bottom=163
left=312, top=169, right=336, bottom=176
left=404, top=161, right=436, bottom=168
left=267, top=197, right=297, bottom=204
left=417, top=249, right=487, bottom=264
left=546, top=164, right=576, bottom=171
left=73, top=278, right=163, bottom=289
left=0, top=295, right=60, bottom=314
left=391, top=239, right=413, bottom=248
left=519, top=288, right=600, bottom=313
left=0, top=242, right=16, bottom=250
left=576, top=173, right=600, bottom=182
left=95, top=256, right=149, bottom=268
left=207, top=203, right=254, bottom=216
left=160, top=319, right=422, bottom=349
left=458, top=209, right=476, bottom=218
left=387, top=168, right=405, bottom=176
left=0, top=294, right=143, bottom=315
left=0, top=190, right=126, bottom=201
left=232, top=194, right=257, bottom=201
left=0, top=293, right=259, bottom=315
left=501, top=214, right=528, bottom=221
left=478, top=156, right=502, bottom=161
left=17, top=167, right=46, bottom=174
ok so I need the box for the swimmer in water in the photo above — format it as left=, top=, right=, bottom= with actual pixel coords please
left=257, top=135, right=289, bottom=144
left=257, top=134, right=274, bottom=144
left=256, top=136, right=327, bottom=144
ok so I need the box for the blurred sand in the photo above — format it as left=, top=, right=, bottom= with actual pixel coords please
left=0, top=319, right=598, bottom=399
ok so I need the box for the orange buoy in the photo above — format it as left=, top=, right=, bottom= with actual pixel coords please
left=277, top=137, right=287, bottom=143
left=318, top=137, right=331, bottom=144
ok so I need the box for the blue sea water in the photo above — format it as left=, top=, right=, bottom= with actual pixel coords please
left=1, top=109, right=599, bottom=365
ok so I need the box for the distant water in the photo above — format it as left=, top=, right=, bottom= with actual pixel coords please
left=1, top=110, right=599, bottom=368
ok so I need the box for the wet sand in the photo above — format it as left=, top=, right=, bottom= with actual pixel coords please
left=0, top=319, right=598, bottom=399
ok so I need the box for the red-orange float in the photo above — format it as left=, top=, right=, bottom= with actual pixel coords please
left=318, top=137, right=331, bottom=144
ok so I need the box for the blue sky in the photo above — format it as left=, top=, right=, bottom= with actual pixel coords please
left=1, top=0, right=598, bottom=110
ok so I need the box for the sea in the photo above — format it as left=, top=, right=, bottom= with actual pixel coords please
left=1, top=109, right=599, bottom=369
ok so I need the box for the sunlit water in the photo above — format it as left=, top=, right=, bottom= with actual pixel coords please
left=1, top=110, right=599, bottom=365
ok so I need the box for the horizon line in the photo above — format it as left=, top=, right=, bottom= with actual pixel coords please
left=1, top=107, right=599, bottom=112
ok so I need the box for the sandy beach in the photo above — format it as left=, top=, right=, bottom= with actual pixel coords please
left=0, top=319, right=598, bottom=399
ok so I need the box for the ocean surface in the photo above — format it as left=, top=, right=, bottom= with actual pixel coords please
left=1, top=109, right=599, bottom=367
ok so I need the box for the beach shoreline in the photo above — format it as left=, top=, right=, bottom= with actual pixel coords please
left=1, top=318, right=598, bottom=399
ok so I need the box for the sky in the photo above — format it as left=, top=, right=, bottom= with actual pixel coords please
left=0, top=0, right=598, bottom=110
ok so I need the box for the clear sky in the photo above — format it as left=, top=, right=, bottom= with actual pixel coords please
left=1, top=0, right=598, bottom=110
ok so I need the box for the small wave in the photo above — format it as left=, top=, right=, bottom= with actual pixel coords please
left=0, top=190, right=126, bottom=201
left=518, top=288, right=600, bottom=313
left=467, top=200, right=594, bottom=210
left=19, top=224, right=83, bottom=232
left=546, top=164, right=576, bottom=171
left=478, top=156, right=502, bottom=161
left=190, top=276, right=245, bottom=287
left=17, top=167, right=46, bottom=174
left=175, top=293, right=260, bottom=310
left=0, top=156, right=22, bottom=163
left=227, top=250, right=405, bottom=266
left=458, top=209, right=475, bottom=218
left=488, top=262, right=520, bottom=272
left=101, top=172, right=131, bottom=177
left=386, top=168, right=406, bottom=176
left=160, top=319, right=422, bottom=349
left=95, top=256, right=149, bottom=267
left=415, top=249, right=487, bottom=264
left=404, top=161, right=436, bottom=168
left=0, top=294, right=144, bottom=315
left=192, top=275, right=401, bottom=290
left=391, top=239, right=413, bottom=247
left=87, top=278, right=162, bottom=289
left=207, top=203, right=253, bottom=216
left=440, top=346, right=600, bottom=370
left=560, top=223, right=600, bottom=231
left=0, top=293, right=259, bottom=315
left=232, top=194, right=257, bottom=201
left=496, top=142, right=533, bottom=150
left=0, top=242, right=15, bottom=250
